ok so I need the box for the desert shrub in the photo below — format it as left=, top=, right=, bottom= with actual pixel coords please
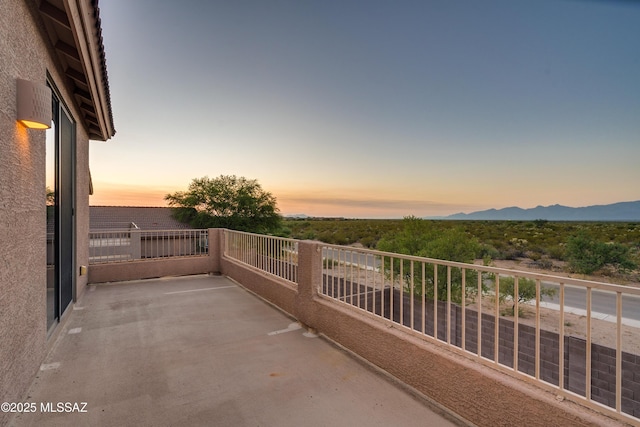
left=377, top=216, right=483, bottom=303
left=359, top=236, right=376, bottom=248
left=317, top=231, right=334, bottom=243
left=548, top=245, right=565, bottom=261
left=276, top=226, right=291, bottom=237
left=566, top=233, right=637, bottom=275
left=503, top=248, right=525, bottom=260
left=478, top=244, right=500, bottom=261
left=528, top=252, right=541, bottom=262
left=533, top=219, right=549, bottom=228
left=333, top=232, right=350, bottom=245
left=534, top=257, right=554, bottom=270
left=301, top=231, right=317, bottom=240
left=497, top=276, right=556, bottom=316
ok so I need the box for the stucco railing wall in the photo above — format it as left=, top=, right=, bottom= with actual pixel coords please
left=88, top=229, right=219, bottom=283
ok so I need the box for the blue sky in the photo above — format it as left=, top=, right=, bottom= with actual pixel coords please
left=91, top=0, right=640, bottom=217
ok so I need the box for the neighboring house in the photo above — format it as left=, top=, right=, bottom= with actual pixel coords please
left=0, top=0, right=115, bottom=420
left=90, top=206, right=193, bottom=231
left=89, top=207, right=201, bottom=263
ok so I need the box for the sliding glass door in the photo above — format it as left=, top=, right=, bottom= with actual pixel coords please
left=46, top=83, right=75, bottom=333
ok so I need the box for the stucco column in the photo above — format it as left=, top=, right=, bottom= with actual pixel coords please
left=130, top=230, right=142, bottom=259
left=295, top=240, right=322, bottom=326
left=208, top=228, right=221, bottom=273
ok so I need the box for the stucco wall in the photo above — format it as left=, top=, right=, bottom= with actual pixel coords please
left=88, top=256, right=215, bottom=284
left=0, top=0, right=94, bottom=422
left=221, top=257, right=298, bottom=316
left=0, top=1, right=49, bottom=418
left=76, top=117, right=91, bottom=300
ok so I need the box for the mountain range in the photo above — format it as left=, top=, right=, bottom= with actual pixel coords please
left=439, top=200, right=640, bottom=221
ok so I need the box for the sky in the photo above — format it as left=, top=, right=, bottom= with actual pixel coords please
left=90, top=0, right=640, bottom=218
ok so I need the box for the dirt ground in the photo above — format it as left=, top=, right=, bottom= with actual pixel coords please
left=478, top=258, right=640, bottom=355
left=498, top=301, right=640, bottom=355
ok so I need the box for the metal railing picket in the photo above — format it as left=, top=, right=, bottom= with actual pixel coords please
left=223, top=230, right=298, bottom=284
left=89, top=229, right=208, bottom=264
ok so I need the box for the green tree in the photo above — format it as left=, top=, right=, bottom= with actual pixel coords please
left=46, top=186, right=55, bottom=206
left=496, top=276, right=556, bottom=316
left=46, top=186, right=55, bottom=221
left=376, top=216, right=483, bottom=303
left=165, top=175, right=282, bottom=233
left=566, top=233, right=637, bottom=275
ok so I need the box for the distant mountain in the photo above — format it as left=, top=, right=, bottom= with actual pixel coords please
left=441, top=201, right=640, bottom=221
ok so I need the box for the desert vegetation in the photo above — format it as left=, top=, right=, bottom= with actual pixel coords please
left=284, top=217, right=640, bottom=283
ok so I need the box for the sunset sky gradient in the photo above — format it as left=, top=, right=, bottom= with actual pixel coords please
left=90, top=0, right=640, bottom=218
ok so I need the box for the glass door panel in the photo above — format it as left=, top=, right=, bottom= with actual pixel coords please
left=46, top=83, right=75, bottom=333
left=45, top=105, right=57, bottom=332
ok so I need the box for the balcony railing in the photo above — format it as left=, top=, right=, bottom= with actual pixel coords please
left=223, top=230, right=298, bottom=284
left=89, top=229, right=209, bottom=264
left=320, top=244, right=640, bottom=423
left=92, top=229, right=639, bottom=424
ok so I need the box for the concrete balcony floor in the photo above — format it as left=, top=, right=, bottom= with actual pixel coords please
left=12, top=275, right=463, bottom=427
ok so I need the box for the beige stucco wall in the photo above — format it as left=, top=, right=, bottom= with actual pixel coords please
left=88, top=257, right=215, bottom=284
left=0, top=0, right=94, bottom=421
left=75, top=117, right=91, bottom=300
left=221, top=257, right=298, bottom=315
left=88, top=229, right=219, bottom=284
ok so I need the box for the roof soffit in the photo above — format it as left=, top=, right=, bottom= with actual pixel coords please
left=38, top=0, right=115, bottom=141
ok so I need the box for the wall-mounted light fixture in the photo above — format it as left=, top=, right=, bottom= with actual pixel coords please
left=17, top=79, right=52, bottom=129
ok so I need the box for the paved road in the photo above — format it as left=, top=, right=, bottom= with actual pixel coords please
left=541, top=283, right=640, bottom=321
left=322, top=248, right=640, bottom=322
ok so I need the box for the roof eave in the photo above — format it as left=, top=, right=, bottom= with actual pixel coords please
left=38, top=0, right=115, bottom=141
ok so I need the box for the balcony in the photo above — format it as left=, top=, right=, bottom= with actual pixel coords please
left=14, top=229, right=639, bottom=426
left=12, top=274, right=457, bottom=426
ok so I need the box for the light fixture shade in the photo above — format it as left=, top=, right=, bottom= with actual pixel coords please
left=17, top=79, right=52, bottom=129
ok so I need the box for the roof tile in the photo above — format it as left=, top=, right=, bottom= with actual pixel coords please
left=90, top=206, right=193, bottom=231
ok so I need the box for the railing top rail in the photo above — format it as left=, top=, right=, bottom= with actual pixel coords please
left=223, top=229, right=298, bottom=245
left=136, top=229, right=208, bottom=235
left=90, top=229, right=207, bottom=234
left=320, top=242, right=640, bottom=295
left=89, top=228, right=209, bottom=265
